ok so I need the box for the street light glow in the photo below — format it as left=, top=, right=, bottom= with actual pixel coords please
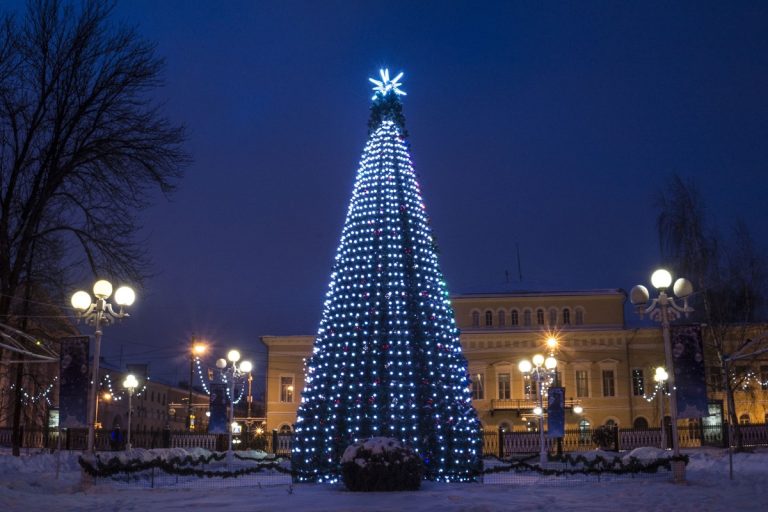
left=71, top=290, right=91, bottom=310
left=227, top=349, right=241, bottom=363
left=650, top=268, right=672, bottom=289
left=114, top=286, right=136, bottom=306
left=93, top=279, right=113, bottom=299
left=532, top=354, right=545, bottom=367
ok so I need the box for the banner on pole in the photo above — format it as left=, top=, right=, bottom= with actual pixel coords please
left=672, top=324, right=709, bottom=418
left=547, top=386, right=565, bottom=438
left=208, top=382, right=229, bottom=434
left=58, top=336, right=90, bottom=428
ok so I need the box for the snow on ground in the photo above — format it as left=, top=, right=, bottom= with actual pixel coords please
left=0, top=447, right=766, bottom=511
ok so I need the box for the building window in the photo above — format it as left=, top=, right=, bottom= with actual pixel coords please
left=279, top=424, right=293, bottom=434
left=498, top=373, right=511, bottom=400
left=523, top=375, right=533, bottom=398
left=739, top=414, right=751, bottom=425
left=576, top=370, right=589, bottom=397
left=632, top=369, right=645, bottom=396
left=485, top=310, right=493, bottom=327
left=471, top=373, right=484, bottom=400
left=498, top=310, right=506, bottom=327
left=761, top=366, right=768, bottom=391
left=536, top=309, right=544, bottom=325
left=471, top=311, right=479, bottom=327
left=523, top=310, right=532, bottom=326
left=602, top=370, right=616, bottom=397
left=575, top=308, right=584, bottom=325
left=709, top=365, right=723, bottom=392
left=563, top=308, right=570, bottom=325
left=280, top=376, right=294, bottom=402
left=633, top=417, right=649, bottom=429
left=549, top=308, right=557, bottom=326
left=579, top=419, right=591, bottom=443
left=511, top=310, right=519, bottom=326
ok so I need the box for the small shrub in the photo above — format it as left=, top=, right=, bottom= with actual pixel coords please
left=341, top=437, right=424, bottom=492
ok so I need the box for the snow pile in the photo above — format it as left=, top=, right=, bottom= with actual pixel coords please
left=341, top=437, right=406, bottom=463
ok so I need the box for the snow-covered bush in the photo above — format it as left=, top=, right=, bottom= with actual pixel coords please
left=340, top=437, right=424, bottom=492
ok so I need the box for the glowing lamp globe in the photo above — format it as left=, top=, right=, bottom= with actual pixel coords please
left=651, top=269, right=672, bottom=290
left=239, top=360, right=253, bottom=373
left=123, top=374, right=138, bottom=390
left=532, top=354, right=545, bottom=367
left=518, top=360, right=532, bottom=373
left=93, top=279, right=113, bottom=299
left=545, top=356, right=557, bottom=370
left=71, top=291, right=92, bottom=311
left=573, top=404, right=584, bottom=414
left=227, top=350, right=241, bottom=363
left=216, top=358, right=227, bottom=369
left=533, top=406, right=543, bottom=415
left=546, top=337, right=558, bottom=350
left=114, top=286, right=136, bottom=306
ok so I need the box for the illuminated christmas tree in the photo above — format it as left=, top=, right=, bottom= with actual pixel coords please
left=292, top=70, right=482, bottom=482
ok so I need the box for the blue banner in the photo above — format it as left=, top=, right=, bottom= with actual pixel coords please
left=547, top=386, right=565, bottom=438
left=672, top=324, right=709, bottom=418
left=208, top=382, right=229, bottom=434
left=58, top=336, right=90, bottom=428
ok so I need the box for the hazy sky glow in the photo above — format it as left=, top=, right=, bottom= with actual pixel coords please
left=6, top=1, right=766, bottom=388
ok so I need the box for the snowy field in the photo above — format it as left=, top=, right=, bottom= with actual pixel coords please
left=1, top=447, right=766, bottom=511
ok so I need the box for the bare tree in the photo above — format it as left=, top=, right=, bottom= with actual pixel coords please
left=657, top=174, right=767, bottom=450
left=0, top=0, right=188, bottom=451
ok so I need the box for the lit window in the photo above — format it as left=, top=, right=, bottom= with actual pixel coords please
left=739, top=414, right=751, bottom=425
left=280, top=376, right=294, bottom=403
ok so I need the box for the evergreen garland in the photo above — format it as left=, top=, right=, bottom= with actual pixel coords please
left=482, top=453, right=689, bottom=477
left=78, top=452, right=291, bottom=479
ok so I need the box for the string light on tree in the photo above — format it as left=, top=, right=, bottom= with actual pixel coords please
left=292, top=69, right=482, bottom=483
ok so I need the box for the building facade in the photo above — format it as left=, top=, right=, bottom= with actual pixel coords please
left=263, top=289, right=768, bottom=435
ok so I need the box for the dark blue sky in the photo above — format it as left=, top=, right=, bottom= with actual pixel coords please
left=11, top=1, right=768, bottom=387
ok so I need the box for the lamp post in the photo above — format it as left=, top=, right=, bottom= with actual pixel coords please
left=71, top=280, right=135, bottom=453
left=519, top=353, right=558, bottom=467
left=95, top=392, right=112, bottom=430
left=653, top=366, right=668, bottom=449
left=187, top=340, right=207, bottom=431
left=216, top=350, right=252, bottom=462
left=123, top=374, right=138, bottom=450
left=630, top=268, right=693, bottom=464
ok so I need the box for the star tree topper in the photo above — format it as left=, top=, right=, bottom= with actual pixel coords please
left=369, top=68, right=407, bottom=100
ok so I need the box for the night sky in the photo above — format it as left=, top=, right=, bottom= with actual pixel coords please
left=8, top=1, right=767, bottom=389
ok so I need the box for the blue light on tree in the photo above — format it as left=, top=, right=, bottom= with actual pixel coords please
left=292, top=70, right=482, bottom=483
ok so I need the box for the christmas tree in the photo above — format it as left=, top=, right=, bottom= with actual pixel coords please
left=292, top=70, right=482, bottom=483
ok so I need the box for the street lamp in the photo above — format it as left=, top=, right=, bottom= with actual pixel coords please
left=519, top=353, right=558, bottom=466
left=187, top=340, right=207, bottom=431
left=654, top=366, right=669, bottom=449
left=216, top=349, right=252, bottom=462
left=71, top=279, right=135, bottom=453
left=123, top=374, right=138, bottom=450
left=630, top=268, right=693, bottom=464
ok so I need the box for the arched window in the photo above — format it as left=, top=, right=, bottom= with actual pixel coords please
left=511, top=310, right=519, bottom=326
left=523, top=310, right=532, bottom=326
left=498, top=310, right=506, bottom=327
left=739, top=414, right=751, bottom=425
left=279, top=424, right=293, bottom=434
left=575, top=308, right=584, bottom=325
left=579, top=419, right=591, bottom=443
left=563, top=308, right=571, bottom=325
left=549, top=308, right=557, bottom=326
left=485, top=310, right=493, bottom=327
left=471, top=311, right=479, bottom=327
left=536, top=309, right=545, bottom=325
left=633, top=417, right=649, bottom=429
left=499, top=421, right=511, bottom=432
